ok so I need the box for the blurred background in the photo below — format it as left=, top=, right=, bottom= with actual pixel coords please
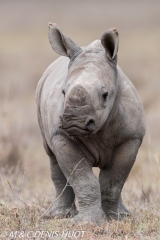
left=0, top=0, right=160, bottom=209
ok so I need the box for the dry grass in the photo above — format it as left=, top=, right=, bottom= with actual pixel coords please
left=0, top=201, right=159, bottom=239
left=0, top=1, right=160, bottom=239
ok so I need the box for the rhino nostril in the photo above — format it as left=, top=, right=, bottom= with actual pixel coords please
left=59, top=123, right=62, bottom=128
left=86, top=118, right=95, bottom=131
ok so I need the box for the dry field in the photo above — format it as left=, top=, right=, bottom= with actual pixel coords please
left=0, top=1, right=160, bottom=239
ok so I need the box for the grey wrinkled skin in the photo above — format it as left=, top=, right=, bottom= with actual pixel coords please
left=36, top=23, right=146, bottom=224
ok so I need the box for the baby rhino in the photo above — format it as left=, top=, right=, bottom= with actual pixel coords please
left=36, top=23, right=146, bottom=224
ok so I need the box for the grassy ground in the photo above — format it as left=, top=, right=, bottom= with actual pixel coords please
left=0, top=204, right=159, bottom=239
left=0, top=1, right=160, bottom=239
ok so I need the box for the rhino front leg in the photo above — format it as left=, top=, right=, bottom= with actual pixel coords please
left=45, top=154, right=78, bottom=218
left=52, top=135, right=106, bottom=224
left=99, top=139, right=141, bottom=220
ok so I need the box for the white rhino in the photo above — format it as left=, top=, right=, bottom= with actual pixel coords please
left=36, top=23, right=146, bottom=224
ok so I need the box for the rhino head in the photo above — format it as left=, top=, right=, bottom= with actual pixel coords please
left=48, top=23, right=119, bottom=136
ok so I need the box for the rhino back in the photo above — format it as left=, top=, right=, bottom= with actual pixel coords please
left=114, top=66, right=146, bottom=141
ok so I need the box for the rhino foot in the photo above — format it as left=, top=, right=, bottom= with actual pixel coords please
left=71, top=207, right=107, bottom=224
left=106, top=204, right=131, bottom=221
left=43, top=205, right=78, bottom=219
left=118, top=203, right=131, bottom=219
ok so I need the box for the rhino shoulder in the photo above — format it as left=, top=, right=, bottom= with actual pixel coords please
left=36, top=56, right=69, bottom=152
left=117, top=66, right=146, bottom=140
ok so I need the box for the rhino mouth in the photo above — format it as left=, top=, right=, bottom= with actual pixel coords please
left=60, top=125, right=91, bottom=136
left=59, top=114, right=96, bottom=136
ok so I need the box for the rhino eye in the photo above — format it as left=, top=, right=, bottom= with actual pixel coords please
left=102, top=92, right=108, bottom=101
left=62, top=89, right=65, bottom=95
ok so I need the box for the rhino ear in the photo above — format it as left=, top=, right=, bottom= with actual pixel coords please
left=48, top=23, right=82, bottom=58
left=101, top=28, right=119, bottom=62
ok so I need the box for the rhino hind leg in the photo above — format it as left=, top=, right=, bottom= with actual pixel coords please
left=99, top=139, right=141, bottom=220
left=44, top=154, right=78, bottom=219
